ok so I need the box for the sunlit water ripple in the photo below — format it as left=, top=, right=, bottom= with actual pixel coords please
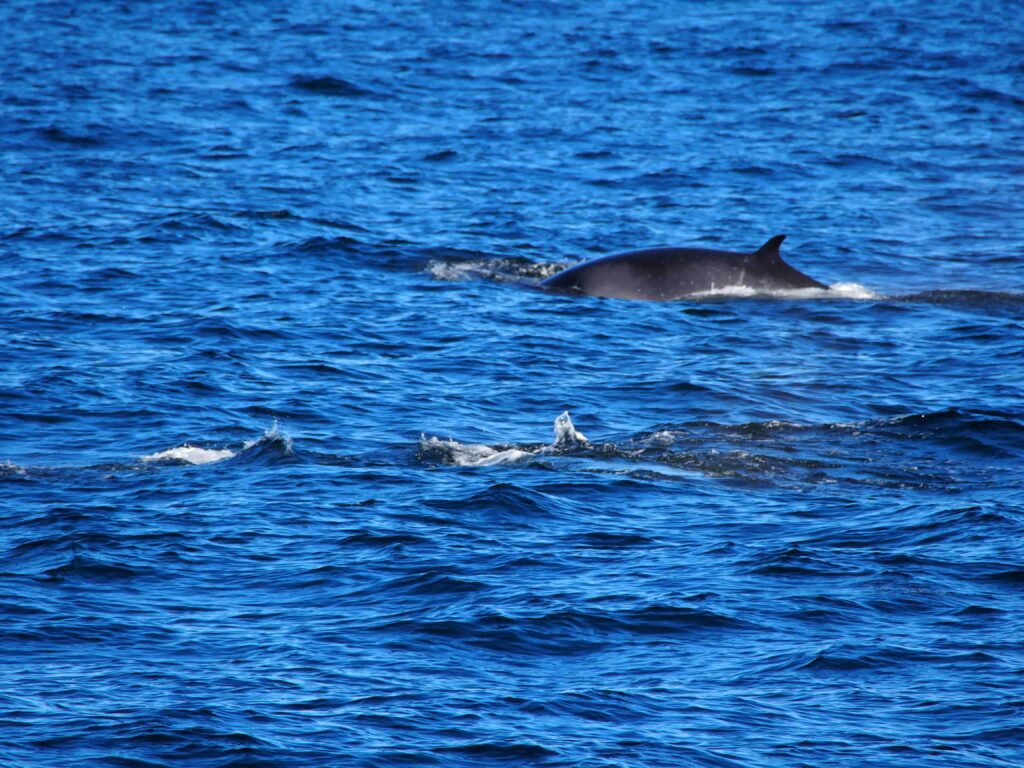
left=2, top=1, right=1023, bottom=766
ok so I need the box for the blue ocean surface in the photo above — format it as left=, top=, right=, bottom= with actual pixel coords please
left=2, top=1, right=1023, bottom=766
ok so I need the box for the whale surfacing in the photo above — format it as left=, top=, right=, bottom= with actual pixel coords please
left=540, top=235, right=826, bottom=300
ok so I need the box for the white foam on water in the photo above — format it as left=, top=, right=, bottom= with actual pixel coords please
left=141, top=445, right=236, bottom=465
left=426, top=259, right=565, bottom=283
left=141, top=422, right=291, bottom=467
left=426, top=261, right=476, bottom=281
left=647, top=430, right=676, bottom=446
left=763, top=420, right=802, bottom=429
left=827, top=282, right=879, bottom=299
left=0, top=459, right=27, bottom=476
left=690, top=282, right=878, bottom=300
left=420, top=411, right=589, bottom=466
left=531, top=262, right=567, bottom=279
left=418, top=436, right=534, bottom=466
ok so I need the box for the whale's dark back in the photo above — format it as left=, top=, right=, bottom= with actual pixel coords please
left=541, top=235, right=826, bottom=300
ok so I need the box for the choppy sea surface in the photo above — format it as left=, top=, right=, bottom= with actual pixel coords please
left=2, top=2, right=1023, bottom=766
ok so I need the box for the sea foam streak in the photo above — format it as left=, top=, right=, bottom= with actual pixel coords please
left=426, top=258, right=565, bottom=283
left=420, top=411, right=588, bottom=466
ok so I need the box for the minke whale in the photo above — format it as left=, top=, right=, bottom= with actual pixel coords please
left=540, top=235, right=826, bottom=300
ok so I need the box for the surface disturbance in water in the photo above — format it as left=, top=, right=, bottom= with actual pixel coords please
left=2, top=2, right=1023, bottom=767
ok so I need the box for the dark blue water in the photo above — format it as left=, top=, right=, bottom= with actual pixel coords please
left=3, top=2, right=1024, bottom=766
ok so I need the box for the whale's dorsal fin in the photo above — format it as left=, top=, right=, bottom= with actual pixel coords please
left=753, top=234, right=786, bottom=263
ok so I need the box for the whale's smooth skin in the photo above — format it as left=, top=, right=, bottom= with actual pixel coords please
left=540, top=235, right=827, bottom=300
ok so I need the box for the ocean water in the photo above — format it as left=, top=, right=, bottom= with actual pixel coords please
left=2, top=1, right=1023, bottom=766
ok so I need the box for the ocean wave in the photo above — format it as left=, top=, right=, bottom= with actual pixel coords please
left=234, top=424, right=296, bottom=464
left=291, top=234, right=365, bottom=254
left=418, top=408, right=1022, bottom=491
left=2, top=424, right=295, bottom=478
left=376, top=602, right=757, bottom=654
left=5, top=2, right=1023, bottom=763
left=42, top=554, right=151, bottom=583
left=142, top=423, right=292, bottom=467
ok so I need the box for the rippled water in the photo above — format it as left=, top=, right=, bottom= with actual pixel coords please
left=2, top=1, right=1023, bottom=766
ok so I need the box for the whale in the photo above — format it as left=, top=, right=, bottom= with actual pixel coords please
left=540, top=235, right=827, bottom=300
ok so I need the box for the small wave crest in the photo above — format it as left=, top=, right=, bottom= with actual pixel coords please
left=141, top=423, right=293, bottom=466
left=236, top=422, right=295, bottom=462
left=2, top=424, right=295, bottom=479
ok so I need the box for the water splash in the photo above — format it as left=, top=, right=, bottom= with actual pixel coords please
left=242, top=420, right=294, bottom=454
left=419, top=411, right=588, bottom=467
left=552, top=411, right=588, bottom=448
